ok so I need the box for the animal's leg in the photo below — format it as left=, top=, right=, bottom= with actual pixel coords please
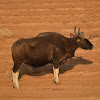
left=53, top=66, right=60, bottom=84
left=52, top=47, right=60, bottom=84
left=12, top=61, right=24, bottom=89
left=12, top=68, right=20, bottom=89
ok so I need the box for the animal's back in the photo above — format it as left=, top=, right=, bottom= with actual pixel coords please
left=37, top=32, right=60, bottom=37
left=37, top=32, right=68, bottom=49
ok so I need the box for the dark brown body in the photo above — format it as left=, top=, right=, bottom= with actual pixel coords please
left=12, top=32, right=78, bottom=72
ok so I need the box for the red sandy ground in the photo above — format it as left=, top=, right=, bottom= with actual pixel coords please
left=0, top=0, right=100, bottom=100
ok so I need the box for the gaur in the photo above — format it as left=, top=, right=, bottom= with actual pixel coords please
left=12, top=26, right=93, bottom=89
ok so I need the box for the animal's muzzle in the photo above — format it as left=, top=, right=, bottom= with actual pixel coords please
left=90, top=45, right=94, bottom=50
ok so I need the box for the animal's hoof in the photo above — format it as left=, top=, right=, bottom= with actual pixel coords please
left=13, top=86, right=20, bottom=89
left=55, top=81, right=60, bottom=85
left=53, top=80, right=60, bottom=85
left=53, top=79, right=56, bottom=83
left=13, top=84, right=20, bottom=89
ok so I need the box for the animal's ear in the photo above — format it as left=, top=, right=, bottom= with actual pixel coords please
left=78, top=32, right=84, bottom=38
left=70, top=33, right=76, bottom=38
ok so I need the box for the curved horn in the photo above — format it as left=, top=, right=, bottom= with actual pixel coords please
left=78, top=28, right=80, bottom=35
left=74, top=26, right=78, bottom=36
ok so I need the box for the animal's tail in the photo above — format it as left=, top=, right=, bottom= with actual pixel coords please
left=3, top=70, right=12, bottom=79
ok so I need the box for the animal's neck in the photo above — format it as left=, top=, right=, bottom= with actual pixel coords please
left=65, top=38, right=78, bottom=50
left=59, top=38, right=78, bottom=63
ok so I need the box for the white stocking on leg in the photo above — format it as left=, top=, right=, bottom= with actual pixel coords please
left=12, top=69, right=20, bottom=89
left=53, top=66, right=60, bottom=84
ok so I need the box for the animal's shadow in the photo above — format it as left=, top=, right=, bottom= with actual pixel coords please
left=19, top=56, right=93, bottom=80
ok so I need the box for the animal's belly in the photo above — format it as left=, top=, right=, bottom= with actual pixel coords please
left=26, top=56, right=52, bottom=67
left=26, top=62, right=50, bottom=68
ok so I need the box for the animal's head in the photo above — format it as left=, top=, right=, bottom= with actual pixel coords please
left=70, top=26, right=94, bottom=50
